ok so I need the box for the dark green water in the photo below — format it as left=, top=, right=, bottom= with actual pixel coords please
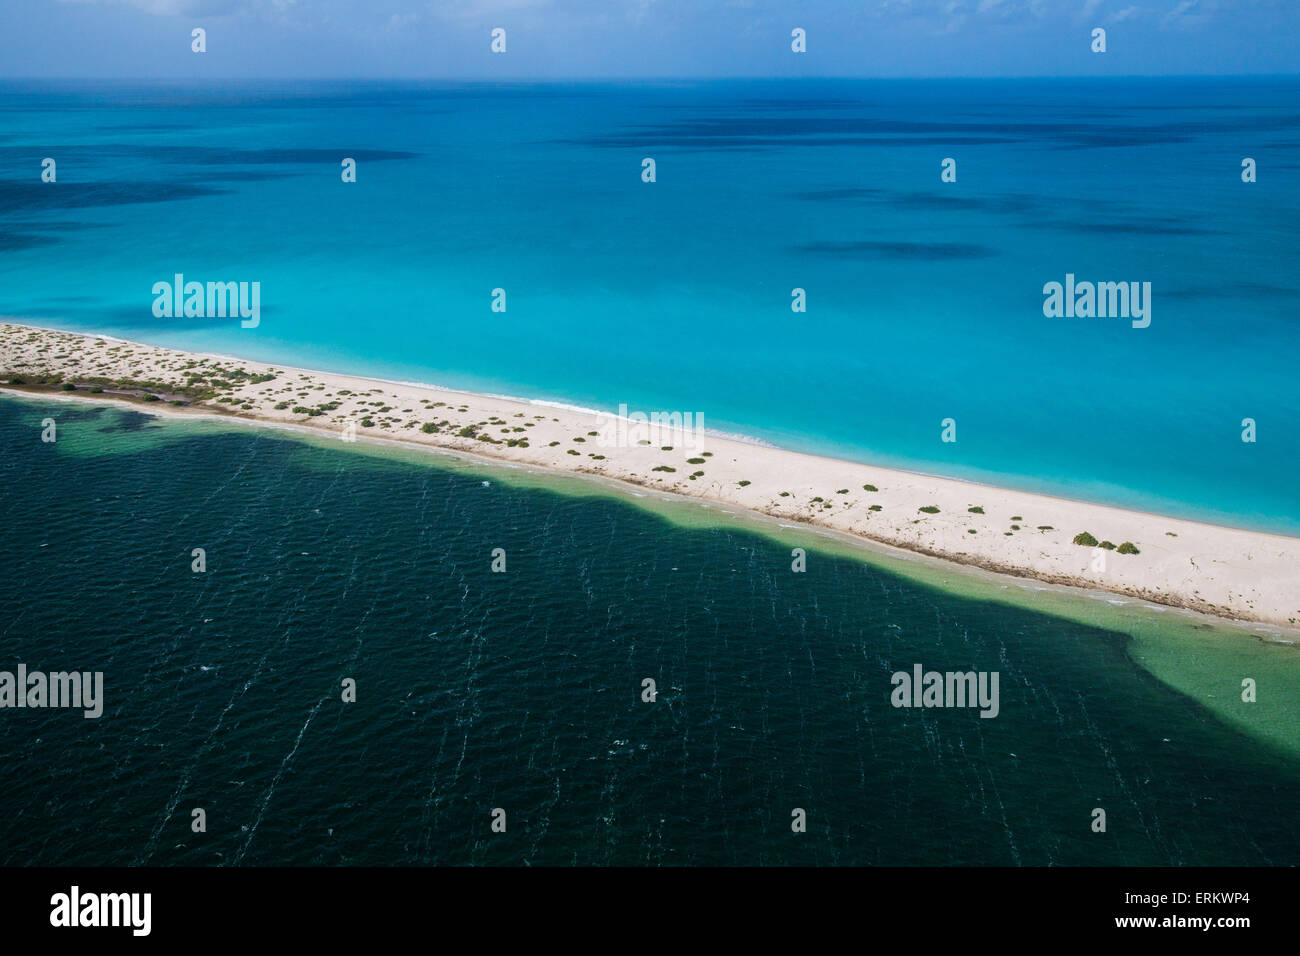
left=1, top=396, right=1298, bottom=866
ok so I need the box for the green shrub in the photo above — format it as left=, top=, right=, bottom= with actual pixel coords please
left=1117, top=541, right=1140, bottom=555
left=1099, top=540, right=1116, bottom=550
left=738, top=480, right=751, bottom=487
left=868, top=504, right=882, bottom=511
left=919, top=505, right=940, bottom=514
left=862, top=484, right=878, bottom=492
left=968, top=506, right=984, bottom=514
left=1072, top=531, right=1098, bottom=547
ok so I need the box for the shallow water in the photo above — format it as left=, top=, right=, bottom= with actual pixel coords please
left=1, top=77, right=1297, bottom=531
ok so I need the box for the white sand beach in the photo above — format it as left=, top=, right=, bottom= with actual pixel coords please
left=3, top=320, right=1297, bottom=628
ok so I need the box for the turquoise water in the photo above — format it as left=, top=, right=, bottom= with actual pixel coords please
left=0, top=78, right=1297, bottom=532
left=2, top=395, right=1299, bottom=867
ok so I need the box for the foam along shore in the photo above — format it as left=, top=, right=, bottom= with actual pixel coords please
left=3, top=319, right=1298, bottom=629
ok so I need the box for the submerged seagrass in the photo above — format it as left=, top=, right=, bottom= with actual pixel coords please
left=1, top=396, right=1298, bottom=866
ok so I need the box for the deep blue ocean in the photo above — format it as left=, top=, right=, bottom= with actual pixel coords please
left=1, top=77, right=1297, bottom=531
left=2, top=397, right=1299, bottom=866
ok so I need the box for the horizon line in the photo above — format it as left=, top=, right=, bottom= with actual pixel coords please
left=4, top=72, right=1300, bottom=83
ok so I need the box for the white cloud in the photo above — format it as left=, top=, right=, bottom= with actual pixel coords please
left=1162, top=0, right=1217, bottom=27
left=54, top=0, right=285, bottom=16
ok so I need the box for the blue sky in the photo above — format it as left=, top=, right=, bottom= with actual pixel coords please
left=0, top=0, right=1296, bottom=78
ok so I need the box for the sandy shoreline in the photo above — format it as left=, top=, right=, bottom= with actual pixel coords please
left=4, top=320, right=1298, bottom=629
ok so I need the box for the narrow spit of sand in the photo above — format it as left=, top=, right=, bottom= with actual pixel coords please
left=3, top=320, right=1297, bottom=629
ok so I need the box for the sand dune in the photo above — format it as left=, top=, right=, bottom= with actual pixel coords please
left=3, top=320, right=1297, bottom=628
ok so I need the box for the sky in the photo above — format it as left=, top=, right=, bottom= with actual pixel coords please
left=0, top=0, right=1296, bottom=79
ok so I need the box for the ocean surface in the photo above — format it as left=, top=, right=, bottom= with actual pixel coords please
left=1, top=395, right=1299, bottom=866
left=3, top=78, right=1300, bottom=868
left=0, top=77, right=1298, bottom=532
